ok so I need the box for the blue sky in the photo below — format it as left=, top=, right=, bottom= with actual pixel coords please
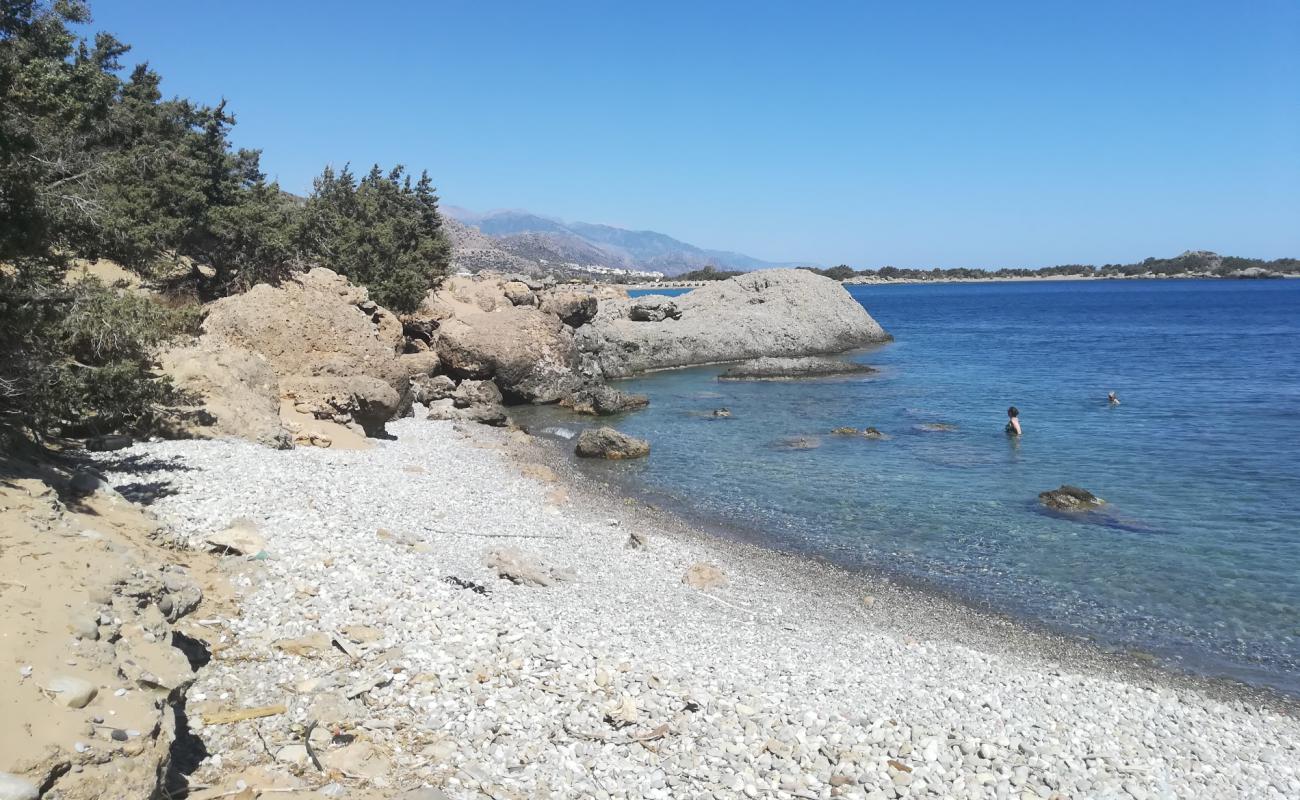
left=84, top=1, right=1299, bottom=268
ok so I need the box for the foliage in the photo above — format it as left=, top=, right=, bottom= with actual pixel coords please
left=298, top=164, right=451, bottom=312
left=0, top=274, right=195, bottom=438
left=678, top=265, right=743, bottom=281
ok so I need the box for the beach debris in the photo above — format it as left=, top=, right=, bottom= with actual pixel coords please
left=202, top=704, right=287, bottom=725
left=1039, top=485, right=1106, bottom=512
left=274, top=633, right=333, bottom=658
left=604, top=695, right=640, bottom=727
left=45, top=675, right=97, bottom=708
left=575, top=427, right=651, bottom=459
left=443, top=575, right=490, bottom=595
left=626, top=530, right=648, bottom=550
left=343, top=672, right=393, bottom=699
left=683, top=563, right=728, bottom=590
left=483, top=548, right=571, bottom=587
left=204, top=517, right=267, bottom=556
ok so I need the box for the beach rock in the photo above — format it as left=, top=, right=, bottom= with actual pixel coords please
left=409, top=374, right=457, bottom=404
left=0, top=774, right=38, bottom=800
left=683, top=563, right=728, bottom=589
left=451, top=379, right=503, bottom=409
left=426, top=398, right=510, bottom=427
left=628, top=297, right=682, bottom=322
left=720, top=356, right=877, bottom=381
left=483, top=548, right=568, bottom=587
left=1039, top=485, right=1106, bottom=512
left=502, top=280, right=537, bottom=306
left=577, top=269, right=891, bottom=378
left=281, top=375, right=401, bottom=437
left=46, top=675, right=97, bottom=708
left=560, top=384, right=650, bottom=416
left=434, top=305, right=583, bottom=403
left=161, top=268, right=412, bottom=441
left=540, top=291, right=598, bottom=328
left=204, top=518, right=267, bottom=556
left=575, top=427, right=651, bottom=459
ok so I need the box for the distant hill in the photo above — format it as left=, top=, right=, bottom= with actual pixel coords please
left=442, top=207, right=804, bottom=276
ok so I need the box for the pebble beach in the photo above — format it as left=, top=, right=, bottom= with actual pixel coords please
left=91, top=417, right=1299, bottom=800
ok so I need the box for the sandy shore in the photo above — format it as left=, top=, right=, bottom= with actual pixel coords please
left=89, top=418, right=1299, bottom=800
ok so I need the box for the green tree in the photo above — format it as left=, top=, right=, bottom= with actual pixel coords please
left=298, top=163, right=451, bottom=312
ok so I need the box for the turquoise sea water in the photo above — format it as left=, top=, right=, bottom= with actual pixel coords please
left=543, top=280, right=1300, bottom=693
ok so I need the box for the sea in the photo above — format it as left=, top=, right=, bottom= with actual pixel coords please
left=524, top=279, right=1300, bottom=695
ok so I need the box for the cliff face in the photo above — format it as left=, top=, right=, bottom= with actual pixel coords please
left=575, top=269, right=891, bottom=378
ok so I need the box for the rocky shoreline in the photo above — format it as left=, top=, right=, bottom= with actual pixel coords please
left=68, top=417, right=1300, bottom=800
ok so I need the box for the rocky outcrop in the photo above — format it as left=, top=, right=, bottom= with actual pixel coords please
left=576, top=269, right=891, bottom=378
left=158, top=343, right=288, bottom=447
left=418, top=275, right=593, bottom=403
left=161, top=269, right=436, bottom=443
left=574, top=427, right=651, bottom=459
left=720, top=356, right=877, bottom=381
left=1039, top=485, right=1106, bottom=512
left=560, top=384, right=650, bottom=416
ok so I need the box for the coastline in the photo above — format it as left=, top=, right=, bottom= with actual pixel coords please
left=90, top=417, right=1300, bottom=799
left=619, top=273, right=1299, bottom=290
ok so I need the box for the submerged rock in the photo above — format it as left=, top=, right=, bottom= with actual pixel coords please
left=833, top=426, right=890, bottom=439
left=776, top=435, right=822, bottom=450
left=720, top=356, right=877, bottom=381
left=577, top=269, right=891, bottom=378
left=915, top=422, right=958, bottom=432
left=575, top=427, right=651, bottom=459
left=1039, top=485, right=1106, bottom=512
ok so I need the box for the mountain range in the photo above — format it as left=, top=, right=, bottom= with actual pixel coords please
left=442, top=207, right=805, bottom=277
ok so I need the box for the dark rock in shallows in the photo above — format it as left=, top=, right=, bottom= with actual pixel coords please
left=560, top=384, right=650, bottom=416
left=1039, top=485, right=1106, bottom=512
left=720, top=356, right=877, bottom=381
left=915, top=422, right=958, bottom=432
left=575, top=427, right=651, bottom=460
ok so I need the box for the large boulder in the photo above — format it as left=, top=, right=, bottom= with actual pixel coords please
left=434, top=305, right=583, bottom=403
left=575, top=427, right=650, bottom=459
left=202, top=268, right=407, bottom=386
left=161, top=269, right=425, bottom=442
left=560, top=384, right=649, bottom=416
left=576, top=269, right=891, bottom=378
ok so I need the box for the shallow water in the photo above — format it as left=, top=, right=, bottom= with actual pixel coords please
left=536, top=279, right=1300, bottom=694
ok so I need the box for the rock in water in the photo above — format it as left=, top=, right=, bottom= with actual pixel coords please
left=577, top=269, right=891, bottom=377
left=575, top=427, right=651, bottom=459
left=560, top=384, right=650, bottom=416
left=776, top=436, right=822, bottom=450
left=720, top=356, right=877, bottom=381
left=1039, top=485, right=1106, bottom=512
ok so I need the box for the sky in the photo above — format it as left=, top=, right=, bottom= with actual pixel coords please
left=83, top=0, right=1300, bottom=268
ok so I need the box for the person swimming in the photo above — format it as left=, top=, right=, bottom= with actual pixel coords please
left=1108, top=391, right=1120, bottom=405
left=1005, top=405, right=1022, bottom=436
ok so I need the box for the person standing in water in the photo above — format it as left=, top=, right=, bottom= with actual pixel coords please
left=1005, top=406, right=1022, bottom=436
left=1108, top=391, right=1120, bottom=405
